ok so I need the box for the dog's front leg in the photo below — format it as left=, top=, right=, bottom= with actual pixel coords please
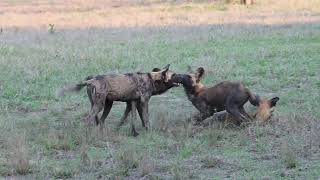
left=140, top=100, right=150, bottom=130
left=136, top=100, right=145, bottom=127
left=117, top=101, right=132, bottom=129
left=192, top=110, right=213, bottom=125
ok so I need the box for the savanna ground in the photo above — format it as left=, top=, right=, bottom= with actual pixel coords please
left=0, top=0, right=320, bottom=179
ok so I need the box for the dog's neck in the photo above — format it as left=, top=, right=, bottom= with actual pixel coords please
left=184, top=83, right=206, bottom=98
left=152, top=81, right=172, bottom=95
left=146, top=73, right=157, bottom=93
left=183, top=83, right=207, bottom=111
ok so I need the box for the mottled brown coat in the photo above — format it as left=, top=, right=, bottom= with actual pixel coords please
left=172, top=67, right=279, bottom=124
left=85, top=67, right=177, bottom=129
left=58, top=65, right=175, bottom=136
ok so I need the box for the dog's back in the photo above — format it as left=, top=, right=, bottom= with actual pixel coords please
left=87, top=73, right=151, bottom=101
left=200, top=81, right=250, bottom=110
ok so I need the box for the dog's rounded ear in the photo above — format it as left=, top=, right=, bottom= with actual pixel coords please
left=187, top=65, right=194, bottom=73
left=163, top=64, right=170, bottom=71
left=270, top=97, right=279, bottom=107
left=152, top=68, right=161, bottom=72
left=195, top=67, right=205, bottom=79
left=161, top=64, right=170, bottom=75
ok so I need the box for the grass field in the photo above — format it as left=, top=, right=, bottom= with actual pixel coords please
left=1, top=0, right=320, bottom=179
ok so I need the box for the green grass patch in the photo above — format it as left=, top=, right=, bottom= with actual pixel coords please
left=0, top=9, right=319, bottom=178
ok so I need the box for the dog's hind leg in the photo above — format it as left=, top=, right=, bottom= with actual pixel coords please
left=87, top=85, right=103, bottom=125
left=226, top=106, right=247, bottom=124
left=117, top=101, right=132, bottom=129
left=99, top=100, right=113, bottom=129
left=87, top=86, right=94, bottom=108
left=130, top=101, right=139, bottom=137
left=226, top=98, right=247, bottom=124
left=86, top=86, right=98, bottom=124
left=239, top=106, right=253, bottom=121
left=87, top=104, right=103, bottom=126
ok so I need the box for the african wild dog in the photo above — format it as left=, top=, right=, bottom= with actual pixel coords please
left=58, top=64, right=176, bottom=136
left=171, top=67, right=279, bottom=124
left=200, top=97, right=279, bottom=126
left=85, top=67, right=178, bottom=129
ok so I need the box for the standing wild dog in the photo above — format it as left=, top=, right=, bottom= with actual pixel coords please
left=85, top=67, right=178, bottom=129
left=171, top=67, right=279, bottom=124
left=58, top=64, right=176, bottom=136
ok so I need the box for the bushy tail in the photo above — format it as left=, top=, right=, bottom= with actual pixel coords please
left=246, top=88, right=260, bottom=106
left=56, top=76, right=94, bottom=97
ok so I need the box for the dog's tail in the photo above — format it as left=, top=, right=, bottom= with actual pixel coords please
left=56, top=76, right=94, bottom=97
left=246, top=88, right=260, bottom=106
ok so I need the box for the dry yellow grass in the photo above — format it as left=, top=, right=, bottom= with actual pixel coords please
left=1, top=0, right=319, bottom=29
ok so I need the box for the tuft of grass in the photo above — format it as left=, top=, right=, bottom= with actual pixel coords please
left=7, top=134, right=32, bottom=175
left=45, top=131, right=77, bottom=151
left=80, top=144, right=91, bottom=167
left=206, top=128, right=223, bottom=146
left=281, top=142, right=298, bottom=169
left=284, top=151, right=298, bottom=169
left=0, top=164, right=11, bottom=177
left=201, top=155, right=224, bottom=168
left=139, top=155, right=155, bottom=177
left=53, top=166, right=76, bottom=179
left=115, top=145, right=143, bottom=174
left=45, top=159, right=79, bottom=179
left=178, top=143, right=194, bottom=159
left=206, top=3, right=228, bottom=11
left=170, top=163, right=186, bottom=180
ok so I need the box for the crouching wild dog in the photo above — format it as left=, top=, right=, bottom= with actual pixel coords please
left=171, top=67, right=279, bottom=124
left=58, top=64, right=176, bottom=136
left=201, top=97, right=280, bottom=126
